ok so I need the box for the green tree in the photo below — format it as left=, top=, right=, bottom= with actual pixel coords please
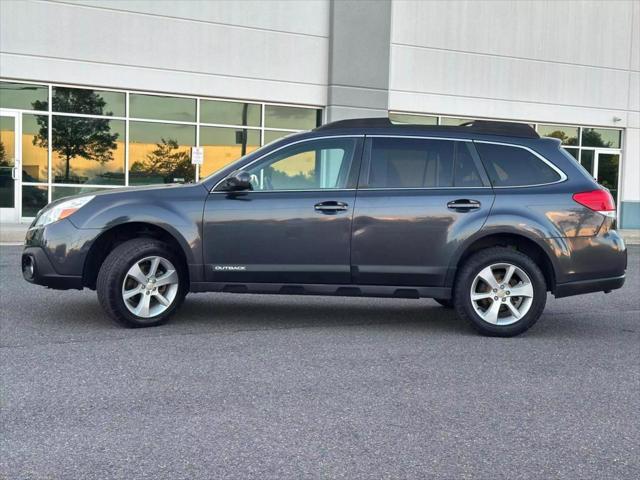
left=545, top=130, right=578, bottom=146
left=581, top=129, right=611, bottom=148
left=0, top=139, right=7, bottom=166
left=32, top=89, right=118, bottom=182
left=130, top=138, right=195, bottom=183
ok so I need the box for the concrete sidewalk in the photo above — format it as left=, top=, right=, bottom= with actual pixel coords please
left=2, top=221, right=639, bottom=245
left=0, top=223, right=29, bottom=244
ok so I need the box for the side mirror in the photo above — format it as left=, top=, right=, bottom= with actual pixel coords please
left=221, top=170, right=252, bottom=191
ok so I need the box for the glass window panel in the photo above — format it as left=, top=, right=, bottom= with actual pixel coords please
left=199, top=127, right=260, bottom=177
left=580, top=150, right=595, bottom=176
left=264, top=130, right=295, bottom=145
left=0, top=82, right=48, bottom=111
left=597, top=153, right=620, bottom=204
left=130, top=93, right=196, bottom=122
left=50, top=116, right=125, bottom=185
left=22, top=114, right=49, bottom=183
left=581, top=128, right=621, bottom=148
left=454, top=142, right=484, bottom=187
left=52, top=87, right=125, bottom=117
left=129, top=121, right=195, bottom=185
left=52, top=185, right=110, bottom=202
left=537, top=124, right=579, bottom=146
left=563, top=148, right=579, bottom=161
left=475, top=143, right=560, bottom=187
left=200, top=100, right=260, bottom=126
left=368, top=137, right=455, bottom=188
left=264, top=105, right=320, bottom=130
left=440, top=117, right=472, bottom=126
left=245, top=138, right=357, bottom=191
left=0, top=116, right=16, bottom=208
left=22, top=185, right=48, bottom=217
left=389, top=113, right=438, bottom=125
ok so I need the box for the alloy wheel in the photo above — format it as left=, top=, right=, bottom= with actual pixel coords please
left=469, top=263, right=534, bottom=326
left=121, top=256, right=179, bottom=318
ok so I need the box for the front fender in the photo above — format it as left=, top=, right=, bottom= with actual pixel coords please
left=69, top=185, right=207, bottom=266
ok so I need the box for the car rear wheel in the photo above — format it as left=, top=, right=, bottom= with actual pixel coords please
left=97, top=238, right=187, bottom=327
left=454, top=247, right=546, bottom=337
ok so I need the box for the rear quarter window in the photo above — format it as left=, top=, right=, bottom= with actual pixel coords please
left=475, top=142, right=561, bottom=187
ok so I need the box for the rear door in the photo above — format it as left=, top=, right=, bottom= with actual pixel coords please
left=351, top=135, right=494, bottom=286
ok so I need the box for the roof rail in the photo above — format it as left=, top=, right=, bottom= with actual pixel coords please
left=315, top=117, right=539, bottom=139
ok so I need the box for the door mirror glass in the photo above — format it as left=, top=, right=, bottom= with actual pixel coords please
left=220, top=170, right=253, bottom=191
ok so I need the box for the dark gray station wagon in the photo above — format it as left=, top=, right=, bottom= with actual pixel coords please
left=22, top=118, right=627, bottom=336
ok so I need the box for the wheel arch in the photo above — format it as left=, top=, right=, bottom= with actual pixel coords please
left=82, top=222, right=192, bottom=290
left=448, top=230, right=559, bottom=292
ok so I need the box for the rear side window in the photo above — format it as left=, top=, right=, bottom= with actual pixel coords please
left=367, top=137, right=484, bottom=188
left=475, top=142, right=561, bottom=187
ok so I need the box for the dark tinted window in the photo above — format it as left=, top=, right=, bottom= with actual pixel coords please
left=368, top=138, right=484, bottom=188
left=368, top=137, right=455, bottom=188
left=454, top=142, right=484, bottom=187
left=475, top=143, right=560, bottom=187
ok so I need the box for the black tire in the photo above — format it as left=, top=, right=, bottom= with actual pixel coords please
left=96, top=238, right=187, bottom=328
left=434, top=298, right=454, bottom=308
left=453, top=247, right=547, bottom=337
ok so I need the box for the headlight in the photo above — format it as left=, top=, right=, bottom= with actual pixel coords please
left=35, top=196, right=95, bottom=227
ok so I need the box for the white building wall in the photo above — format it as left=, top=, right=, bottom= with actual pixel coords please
left=389, top=0, right=639, bottom=220
left=0, top=0, right=330, bottom=106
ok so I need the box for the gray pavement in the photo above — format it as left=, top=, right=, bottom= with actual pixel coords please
left=1, top=245, right=639, bottom=480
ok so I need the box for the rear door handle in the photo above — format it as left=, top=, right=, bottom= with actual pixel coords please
left=314, top=201, right=349, bottom=213
left=447, top=199, right=481, bottom=211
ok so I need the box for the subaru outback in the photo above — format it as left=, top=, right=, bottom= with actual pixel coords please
left=22, top=119, right=627, bottom=336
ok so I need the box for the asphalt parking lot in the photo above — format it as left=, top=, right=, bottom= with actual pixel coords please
left=1, top=245, right=639, bottom=480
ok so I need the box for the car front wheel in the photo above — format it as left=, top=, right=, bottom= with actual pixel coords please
left=97, top=238, right=187, bottom=327
left=454, top=247, right=547, bottom=337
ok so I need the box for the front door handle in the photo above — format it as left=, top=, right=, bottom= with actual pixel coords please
left=447, top=199, right=481, bottom=211
left=314, top=201, right=349, bottom=213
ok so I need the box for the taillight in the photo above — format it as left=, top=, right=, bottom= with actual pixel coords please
left=573, top=189, right=616, bottom=218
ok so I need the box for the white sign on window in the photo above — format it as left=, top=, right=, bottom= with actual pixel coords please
left=191, top=147, right=204, bottom=165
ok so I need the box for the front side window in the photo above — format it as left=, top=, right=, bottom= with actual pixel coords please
left=367, top=137, right=484, bottom=188
left=475, top=143, right=561, bottom=187
left=244, top=138, right=357, bottom=191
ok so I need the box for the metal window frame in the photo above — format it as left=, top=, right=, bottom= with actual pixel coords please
left=1, top=78, right=323, bottom=219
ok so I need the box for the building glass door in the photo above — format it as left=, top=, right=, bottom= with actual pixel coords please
left=594, top=150, right=620, bottom=206
left=0, top=110, right=22, bottom=223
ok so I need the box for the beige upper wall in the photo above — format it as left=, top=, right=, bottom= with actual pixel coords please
left=0, top=0, right=329, bottom=105
left=61, top=0, right=330, bottom=37
left=390, top=0, right=639, bottom=128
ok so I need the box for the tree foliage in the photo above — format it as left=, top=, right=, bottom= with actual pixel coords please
left=32, top=89, right=119, bottom=182
left=0, top=140, right=7, bottom=166
left=130, top=138, right=195, bottom=183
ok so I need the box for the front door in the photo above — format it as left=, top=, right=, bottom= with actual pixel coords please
left=351, top=136, right=494, bottom=286
left=0, top=111, right=22, bottom=223
left=203, top=136, right=363, bottom=284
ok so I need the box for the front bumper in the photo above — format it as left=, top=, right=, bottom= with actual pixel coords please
left=22, top=246, right=83, bottom=290
left=22, top=218, right=97, bottom=290
left=554, top=274, right=625, bottom=298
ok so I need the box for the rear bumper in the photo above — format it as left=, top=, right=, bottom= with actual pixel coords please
left=554, top=274, right=625, bottom=299
left=22, top=246, right=83, bottom=290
